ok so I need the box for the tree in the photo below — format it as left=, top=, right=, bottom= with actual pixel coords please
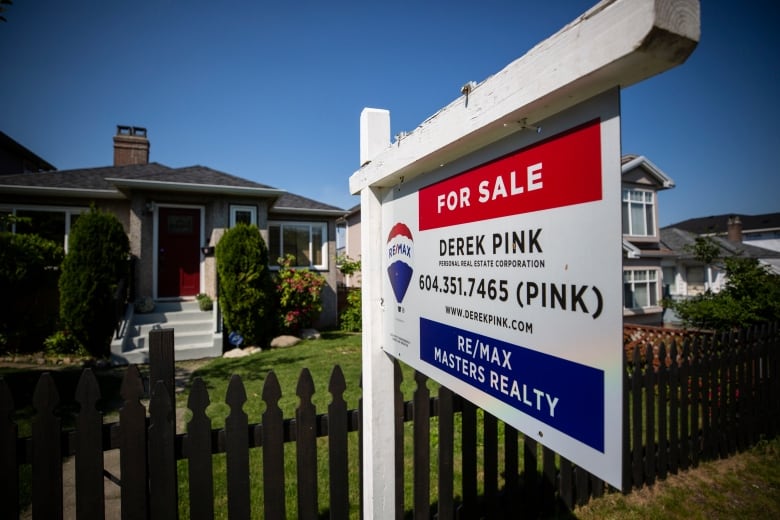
left=59, top=207, right=129, bottom=356
left=670, top=237, right=780, bottom=330
left=216, top=223, right=276, bottom=346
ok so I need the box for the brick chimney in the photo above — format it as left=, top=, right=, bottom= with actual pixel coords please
left=113, top=125, right=149, bottom=166
left=727, top=215, right=743, bottom=243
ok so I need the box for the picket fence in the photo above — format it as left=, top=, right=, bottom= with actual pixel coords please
left=1, top=323, right=779, bottom=519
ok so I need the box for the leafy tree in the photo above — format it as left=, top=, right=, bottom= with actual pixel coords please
left=671, top=237, right=780, bottom=330
left=59, top=207, right=129, bottom=357
left=216, top=223, right=276, bottom=346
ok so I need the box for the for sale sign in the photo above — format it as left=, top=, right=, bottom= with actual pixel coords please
left=381, top=89, right=623, bottom=488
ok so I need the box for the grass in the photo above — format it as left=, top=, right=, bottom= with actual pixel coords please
left=574, top=436, right=780, bottom=520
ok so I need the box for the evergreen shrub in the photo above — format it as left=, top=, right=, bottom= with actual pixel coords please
left=58, top=207, right=129, bottom=357
left=216, top=223, right=276, bottom=346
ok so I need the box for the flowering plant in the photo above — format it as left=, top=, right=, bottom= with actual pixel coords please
left=276, top=254, right=326, bottom=333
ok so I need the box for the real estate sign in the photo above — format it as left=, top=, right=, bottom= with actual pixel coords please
left=380, top=89, right=623, bottom=488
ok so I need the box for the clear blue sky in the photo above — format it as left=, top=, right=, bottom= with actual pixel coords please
left=1, top=1, right=777, bottom=225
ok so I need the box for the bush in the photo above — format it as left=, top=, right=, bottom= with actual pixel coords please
left=196, top=293, right=213, bottom=311
left=43, top=329, right=86, bottom=356
left=0, top=231, right=63, bottom=352
left=276, top=254, right=326, bottom=334
left=58, top=207, right=129, bottom=357
left=339, top=287, right=362, bottom=332
left=216, top=223, right=276, bottom=346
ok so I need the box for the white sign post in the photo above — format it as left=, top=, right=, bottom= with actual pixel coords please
left=351, top=0, right=699, bottom=516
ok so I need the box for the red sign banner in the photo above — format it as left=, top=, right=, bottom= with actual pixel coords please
left=418, top=119, right=602, bottom=230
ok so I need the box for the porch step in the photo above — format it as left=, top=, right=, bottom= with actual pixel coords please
left=111, top=299, right=222, bottom=365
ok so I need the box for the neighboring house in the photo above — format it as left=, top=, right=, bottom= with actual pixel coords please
left=659, top=215, right=780, bottom=326
left=619, top=154, right=676, bottom=325
left=0, top=126, right=345, bottom=362
left=0, top=130, right=56, bottom=174
left=335, top=203, right=362, bottom=287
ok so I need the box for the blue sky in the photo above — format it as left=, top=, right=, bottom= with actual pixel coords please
left=1, top=1, right=777, bottom=225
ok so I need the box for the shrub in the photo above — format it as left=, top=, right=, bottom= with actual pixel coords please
left=58, top=206, right=129, bottom=357
left=43, top=329, right=86, bottom=356
left=277, top=254, right=326, bottom=333
left=196, top=293, right=213, bottom=311
left=216, top=223, right=276, bottom=346
left=339, top=287, right=362, bottom=332
left=0, top=230, right=63, bottom=352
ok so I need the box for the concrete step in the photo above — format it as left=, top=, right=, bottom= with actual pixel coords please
left=111, top=299, right=221, bottom=365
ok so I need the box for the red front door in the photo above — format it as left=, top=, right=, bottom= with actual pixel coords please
left=158, top=207, right=201, bottom=298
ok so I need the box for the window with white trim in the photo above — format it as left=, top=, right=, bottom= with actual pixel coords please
left=268, top=221, right=328, bottom=269
left=622, top=188, right=655, bottom=237
left=1, top=205, right=85, bottom=253
left=230, top=205, right=257, bottom=227
left=623, top=269, right=659, bottom=309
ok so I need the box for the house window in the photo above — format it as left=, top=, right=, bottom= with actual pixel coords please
left=662, top=266, right=678, bottom=297
left=336, top=221, right=347, bottom=258
left=2, top=206, right=84, bottom=253
left=622, top=189, right=655, bottom=237
left=686, top=266, right=706, bottom=295
left=230, top=205, right=257, bottom=227
left=268, top=221, right=327, bottom=269
left=623, top=269, right=659, bottom=309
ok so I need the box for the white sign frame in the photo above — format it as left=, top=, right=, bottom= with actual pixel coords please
left=351, top=1, right=699, bottom=516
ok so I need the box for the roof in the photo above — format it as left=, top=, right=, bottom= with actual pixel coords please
left=0, top=131, right=56, bottom=172
left=0, top=162, right=345, bottom=213
left=660, top=226, right=780, bottom=262
left=621, top=154, right=675, bottom=189
left=666, top=212, right=780, bottom=235
left=271, top=191, right=345, bottom=216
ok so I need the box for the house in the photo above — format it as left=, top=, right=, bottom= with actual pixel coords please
left=0, top=130, right=56, bottom=174
left=0, top=126, right=345, bottom=362
left=659, top=214, right=780, bottom=326
left=335, top=203, right=362, bottom=287
left=620, top=154, right=678, bottom=325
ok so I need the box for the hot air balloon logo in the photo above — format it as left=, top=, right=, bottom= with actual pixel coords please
left=386, top=222, right=414, bottom=304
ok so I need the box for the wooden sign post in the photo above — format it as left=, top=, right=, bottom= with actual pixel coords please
left=351, top=1, right=699, bottom=517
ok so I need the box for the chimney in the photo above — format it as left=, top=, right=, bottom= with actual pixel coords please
left=727, top=215, right=743, bottom=243
left=113, top=125, right=149, bottom=166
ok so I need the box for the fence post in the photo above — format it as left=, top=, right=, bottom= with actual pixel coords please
left=149, top=328, right=176, bottom=406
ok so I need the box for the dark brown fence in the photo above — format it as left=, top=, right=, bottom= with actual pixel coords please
left=1, top=323, right=779, bottom=518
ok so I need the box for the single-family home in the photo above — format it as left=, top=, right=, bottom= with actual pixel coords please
left=620, top=154, right=678, bottom=325
left=0, top=126, right=345, bottom=362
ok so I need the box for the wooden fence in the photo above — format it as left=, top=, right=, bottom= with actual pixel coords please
left=1, top=323, right=779, bottom=518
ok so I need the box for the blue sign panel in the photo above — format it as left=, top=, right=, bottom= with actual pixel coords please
left=420, top=317, right=604, bottom=452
